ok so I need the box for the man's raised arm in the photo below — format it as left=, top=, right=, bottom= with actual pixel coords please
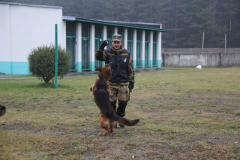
left=96, top=40, right=108, bottom=61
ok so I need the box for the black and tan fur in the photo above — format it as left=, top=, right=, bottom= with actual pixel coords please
left=0, top=105, right=6, bottom=117
left=91, top=64, right=139, bottom=135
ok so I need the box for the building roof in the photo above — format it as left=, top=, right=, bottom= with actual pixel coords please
left=0, top=2, right=168, bottom=32
left=0, top=1, right=62, bottom=9
left=63, top=16, right=169, bottom=32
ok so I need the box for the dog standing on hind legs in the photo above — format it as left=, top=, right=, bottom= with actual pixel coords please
left=0, top=105, right=6, bottom=117
left=91, top=64, right=139, bottom=135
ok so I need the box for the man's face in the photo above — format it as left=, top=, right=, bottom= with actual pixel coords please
left=112, top=41, right=123, bottom=50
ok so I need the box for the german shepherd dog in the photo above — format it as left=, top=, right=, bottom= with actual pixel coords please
left=91, top=64, right=139, bottom=135
left=0, top=105, right=6, bottom=117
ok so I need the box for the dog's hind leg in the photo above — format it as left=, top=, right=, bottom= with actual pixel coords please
left=99, top=115, right=111, bottom=135
left=100, top=127, right=111, bottom=135
left=109, top=121, right=116, bottom=133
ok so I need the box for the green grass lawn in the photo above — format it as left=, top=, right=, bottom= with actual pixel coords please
left=0, top=66, right=240, bottom=159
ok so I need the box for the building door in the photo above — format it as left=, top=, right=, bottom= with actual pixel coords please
left=136, top=41, right=142, bottom=67
left=153, top=32, right=157, bottom=67
left=95, top=25, right=104, bottom=69
left=118, top=27, right=124, bottom=44
left=66, top=22, right=77, bottom=71
left=82, top=23, right=91, bottom=70
left=107, top=26, right=114, bottom=48
left=136, top=30, right=142, bottom=67
left=145, top=31, right=150, bottom=67
left=128, top=28, right=133, bottom=59
left=82, top=37, right=90, bottom=70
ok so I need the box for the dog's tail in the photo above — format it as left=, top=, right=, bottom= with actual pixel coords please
left=106, top=112, right=139, bottom=126
left=0, top=105, right=6, bottom=117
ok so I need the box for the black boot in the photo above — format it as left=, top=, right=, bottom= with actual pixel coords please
left=117, top=100, right=127, bottom=128
left=119, top=124, right=125, bottom=128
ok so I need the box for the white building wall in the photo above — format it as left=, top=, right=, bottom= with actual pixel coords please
left=76, top=23, right=82, bottom=72
left=157, top=31, right=162, bottom=67
left=0, top=3, right=66, bottom=74
left=124, top=28, right=128, bottom=49
left=133, top=29, right=137, bottom=68
left=141, top=30, right=145, bottom=68
left=114, top=27, right=118, bottom=34
left=0, top=4, right=11, bottom=62
left=149, top=31, right=153, bottom=67
left=90, top=24, right=95, bottom=71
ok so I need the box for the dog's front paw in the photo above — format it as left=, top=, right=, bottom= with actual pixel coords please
left=90, top=87, right=92, bottom=91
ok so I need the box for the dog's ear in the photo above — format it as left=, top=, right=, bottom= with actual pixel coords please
left=96, top=67, right=102, bottom=71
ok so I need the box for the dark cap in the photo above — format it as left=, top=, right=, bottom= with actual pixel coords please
left=112, top=34, right=122, bottom=42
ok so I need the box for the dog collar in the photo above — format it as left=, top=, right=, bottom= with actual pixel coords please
left=100, top=79, right=109, bottom=81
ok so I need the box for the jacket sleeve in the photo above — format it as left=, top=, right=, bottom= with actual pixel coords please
left=95, top=49, right=107, bottom=61
left=128, top=56, right=135, bottom=83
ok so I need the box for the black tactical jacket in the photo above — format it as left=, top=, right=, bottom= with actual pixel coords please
left=104, top=48, right=131, bottom=82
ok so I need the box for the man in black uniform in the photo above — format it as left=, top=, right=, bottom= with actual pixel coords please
left=95, top=34, right=135, bottom=128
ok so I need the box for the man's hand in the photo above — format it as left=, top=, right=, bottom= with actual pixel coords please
left=128, top=82, right=134, bottom=90
left=99, top=40, right=108, bottom=50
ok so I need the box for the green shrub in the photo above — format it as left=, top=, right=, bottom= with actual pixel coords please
left=28, top=44, right=70, bottom=83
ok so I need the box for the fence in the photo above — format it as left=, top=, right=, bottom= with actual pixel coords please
left=162, top=48, right=240, bottom=67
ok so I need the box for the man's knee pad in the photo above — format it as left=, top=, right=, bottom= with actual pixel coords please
left=118, top=100, right=127, bottom=107
left=117, top=100, right=127, bottom=117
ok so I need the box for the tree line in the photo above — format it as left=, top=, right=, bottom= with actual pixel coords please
left=2, top=0, right=240, bottom=48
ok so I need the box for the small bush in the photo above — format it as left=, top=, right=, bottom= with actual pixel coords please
left=28, top=44, right=70, bottom=83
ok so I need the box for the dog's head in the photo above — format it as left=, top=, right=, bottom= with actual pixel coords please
left=96, top=64, right=112, bottom=81
left=0, top=105, right=6, bottom=117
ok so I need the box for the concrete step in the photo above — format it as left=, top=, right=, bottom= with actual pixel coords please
left=134, top=67, right=164, bottom=72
